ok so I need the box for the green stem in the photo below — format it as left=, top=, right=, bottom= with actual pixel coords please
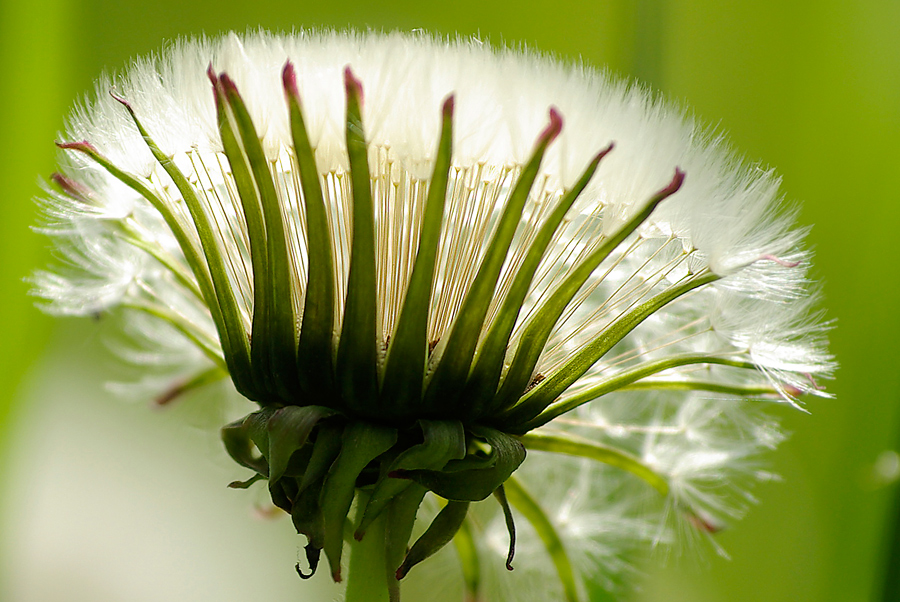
left=345, top=490, right=391, bottom=602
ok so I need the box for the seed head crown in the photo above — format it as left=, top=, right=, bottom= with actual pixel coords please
left=35, top=31, right=833, bottom=601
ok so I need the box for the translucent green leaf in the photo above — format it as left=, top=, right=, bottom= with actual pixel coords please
left=221, top=415, right=269, bottom=476
left=421, top=109, right=563, bottom=415
left=283, top=62, right=337, bottom=400
left=242, top=408, right=276, bottom=459
left=502, top=271, right=720, bottom=430
left=396, top=500, right=470, bottom=580
left=504, top=475, right=580, bottom=602
left=380, top=96, right=454, bottom=416
left=520, top=431, right=669, bottom=495
left=356, top=419, right=465, bottom=538
left=335, top=68, right=380, bottom=413
left=495, top=170, right=686, bottom=412
left=320, top=421, right=398, bottom=581
left=464, top=144, right=611, bottom=419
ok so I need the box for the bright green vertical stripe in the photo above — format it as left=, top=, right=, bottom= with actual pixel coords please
left=0, top=0, right=75, bottom=594
left=0, top=1, right=73, bottom=469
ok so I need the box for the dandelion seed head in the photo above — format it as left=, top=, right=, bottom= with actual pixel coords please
left=32, top=29, right=834, bottom=601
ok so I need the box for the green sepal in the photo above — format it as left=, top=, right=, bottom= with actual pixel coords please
left=393, top=426, right=525, bottom=501
left=292, top=475, right=327, bottom=551
left=208, top=70, right=275, bottom=399
left=494, top=169, right=686, bottom=413
left=422, top=109, right=563, bottom=414
left=396, top=500, right=470, bottom=580
left=220, top=412, right=271, bottom=476
left=520, top=431, right=669, bottom=495
left=269, top=474, right=298, bottom=513
left=452, top=516, right=481, bottom=602
left=504, top=476, right=581, bottom=602
left=356, top=419, right=466, bottom=538
left=621, top=378, right=777, bottom=396
left=298, top=421, right=345, bottom=494
left=266, top=405, right=335, bottom=484
left=106, top=92, right=256, bottom=399
left=243, top=408, right=276, bottom=459
left=335, top=68, right=380, bottom=413
left=464, top=144, right=611, bottom=419
left=380, top=96, right=455, bottom=416
left=320, top=421, right=398, bottom=581
left=384, top=484, right=429, bottom=602
left=501, top=271, right=720, bottom=431
left=523, top=353, right=754, bottom=430
left=283, top=62, right=337, bottom=401
left=219, top=73, right=300, bottom=400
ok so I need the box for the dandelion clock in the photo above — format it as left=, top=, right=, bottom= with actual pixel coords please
left=33, top=30, right=834, bottom=602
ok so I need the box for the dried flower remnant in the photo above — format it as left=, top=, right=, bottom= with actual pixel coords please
left=34, top=31, right=833, bottom=602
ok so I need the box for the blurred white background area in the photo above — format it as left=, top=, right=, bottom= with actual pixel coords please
left=1, top=321, right=339, bottom=602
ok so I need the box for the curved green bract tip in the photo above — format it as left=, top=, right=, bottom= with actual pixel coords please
left=320, top=422, right=398, bottom=581
left=505, top=475, right=582, bottom=602
left=396, top=500, right=470, bottom=580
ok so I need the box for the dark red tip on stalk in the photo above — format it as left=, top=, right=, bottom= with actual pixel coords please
left=108, top=89, right=131, bottom=110
left=282, top=60, right=299, bottom=98
left=685, top=509, right=724, bottom=534
left=56, top=140, right=98, bottom=154
left=51, top=172, right=92, bottom=202
left=218, top=73, right=242, bottom=98
left=206, top=63, right=218, bottom=86
left=760, top=254, right=802, bottom=268
left=542, top=106, right=564, bottom=142
left=659, top=167, right=686, bottom=198
left=343, top=65, right=364, bottom=103
left=441, top=94, right=455, bottom=118
left=594, top=141, right=615, bottom=163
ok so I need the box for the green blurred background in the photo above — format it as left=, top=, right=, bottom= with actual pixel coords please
left=2, top=1, right=898, bottom=601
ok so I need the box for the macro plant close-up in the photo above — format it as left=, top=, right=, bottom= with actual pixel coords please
left=28, top=29, right=833, bottom=601
left=2, top=4, right=899, bottom=602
